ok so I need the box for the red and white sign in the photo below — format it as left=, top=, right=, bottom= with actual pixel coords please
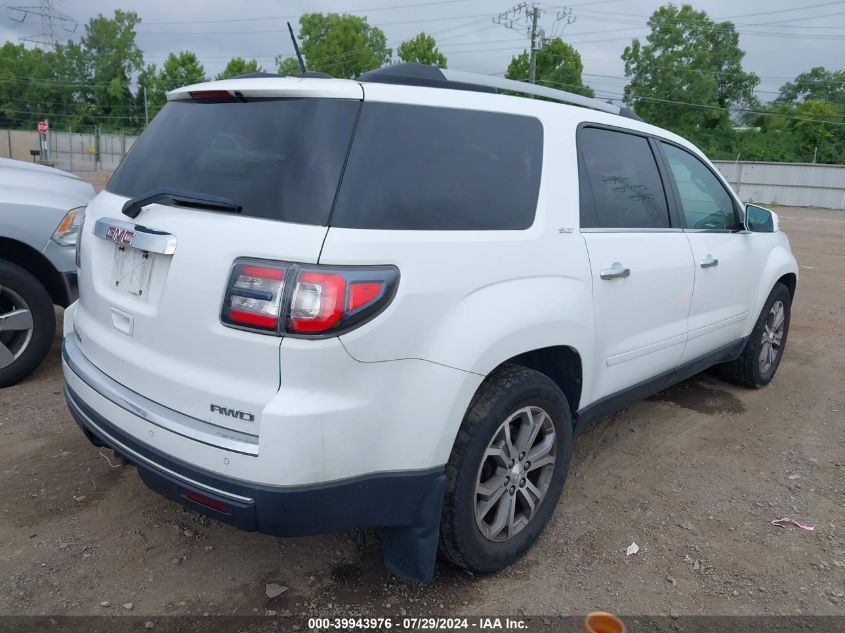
left=36, top=120, right=49, bottom=134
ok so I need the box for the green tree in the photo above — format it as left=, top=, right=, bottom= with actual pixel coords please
left=397, top=32, right=446, bottom=67
left=792, top=100, right=845, bottom=162
left=275, top=56, right=302, bottom=77
left=140, top=52, right=206, bottom=121
left=157, top=51, right=206, bottom=91
left=506, top=38, right=592, bottom=97
left=52, top=41, right=91, bottom=126
left=622, top=4, right=758, bottom=140
left=81, top=9, right=144, bottom=129
left=135, top=63, right=159, bottom=125
left=216, top=57, right=263, bottom=80
left=297, top=13, right=390, bottom=78
left=775, top=67, right=845, bottom=108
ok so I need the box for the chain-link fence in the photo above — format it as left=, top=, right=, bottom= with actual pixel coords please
left=0, top=129, right=138, bottom=172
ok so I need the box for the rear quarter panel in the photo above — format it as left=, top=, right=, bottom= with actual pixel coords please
left=320, top=87, right=594, bottom=391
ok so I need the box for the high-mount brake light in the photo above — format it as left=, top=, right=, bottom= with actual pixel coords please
left=221, top=261, right=287, bottom=332
left=190, top=90, right=235, bottom=102
left=220, top=260, right=399, bottom=337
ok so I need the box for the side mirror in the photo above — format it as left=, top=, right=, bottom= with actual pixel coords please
left=745, top=204, right=778, bottom=233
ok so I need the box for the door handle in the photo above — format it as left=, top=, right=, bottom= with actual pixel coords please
left=600, top=263, right=631, bottom=280
left=700, top=256, right=719, bottom=268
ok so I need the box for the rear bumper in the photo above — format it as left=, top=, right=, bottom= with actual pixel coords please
left=64, top=380, right=444, bottom=537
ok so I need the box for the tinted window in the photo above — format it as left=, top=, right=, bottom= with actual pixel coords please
left=578, top=127, right=670, bottom=229
left=660, top=142, right=738, bottom=230
left=331, top=103, right=543, bottom=230
left=108, top=98, right=359, bottom=225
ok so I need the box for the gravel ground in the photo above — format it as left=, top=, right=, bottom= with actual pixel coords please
left=0, top=205, right=843, bottom=618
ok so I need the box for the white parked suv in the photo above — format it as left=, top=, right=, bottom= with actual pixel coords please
left=62, top=64, right=798, bottom=581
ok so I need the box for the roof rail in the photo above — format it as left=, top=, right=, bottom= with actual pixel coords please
left=440, top=69, right=634, bottom=118
left=359, top=63, right=495, bottom=93
left=358, top=64, right=640, bottom=120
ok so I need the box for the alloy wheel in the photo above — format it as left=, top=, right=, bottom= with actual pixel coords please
left=759, top=299, right=785, bottom=375
left=474, top=406, right=557, bottom=542
left=0, top=285, right=34, bottom=370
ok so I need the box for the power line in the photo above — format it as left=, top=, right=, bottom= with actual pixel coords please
left=135, top=12, right=498, bottom=35
left=720, top=0, right=845, bottom=20
left=6, top=0, right=77, bottom=49
left=493, top=2, right=574, bottom=87
left=141, top=0, right=477, bottom=26
left=520, top=76, right=845, bottom=125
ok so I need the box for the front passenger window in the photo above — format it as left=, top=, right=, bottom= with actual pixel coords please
left=660, top=143, right=738, bottom=231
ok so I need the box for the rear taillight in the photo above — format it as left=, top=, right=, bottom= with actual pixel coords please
left=221, top=259, right=398, bottom=337
left=221, top=261, right=288, bottom=332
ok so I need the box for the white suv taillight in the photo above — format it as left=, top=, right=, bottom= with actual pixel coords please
left=222, top=261, right=288, bottom=332
left=221, top=259, right=398, bottom=337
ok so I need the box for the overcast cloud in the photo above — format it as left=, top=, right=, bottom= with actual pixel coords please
left=1, top=0, right=843, bottom=102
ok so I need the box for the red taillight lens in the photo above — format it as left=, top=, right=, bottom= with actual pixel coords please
left=221, top=261, right=287, bottom=332
left=221, top=260, right=398, bottom=336
left=190, top=90, right=235, bottom=102
left=348, top=282, right=383, bottom=311
left=288, top=271, right=347, bottom=333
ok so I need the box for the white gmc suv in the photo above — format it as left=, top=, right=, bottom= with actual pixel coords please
left=62, top=64, right=798, bottom=581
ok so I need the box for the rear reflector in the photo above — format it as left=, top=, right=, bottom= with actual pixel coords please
left=185, top=490, right=229, bottom=513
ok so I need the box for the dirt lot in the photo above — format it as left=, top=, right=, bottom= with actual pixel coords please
left=1, top=205, right=843, bottom=618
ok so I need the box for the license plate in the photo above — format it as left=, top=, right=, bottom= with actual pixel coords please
left=111, top=245, right=153, bottom=297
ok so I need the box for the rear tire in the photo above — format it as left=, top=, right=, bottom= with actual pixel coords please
left=439, top=364, right=572, bottom=573
left=0, top=260, right=55, bottom=388
left=715, top=283, right=792, bottom=388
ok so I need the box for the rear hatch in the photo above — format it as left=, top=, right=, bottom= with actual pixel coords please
left=73, top=79, right=362, bottom=438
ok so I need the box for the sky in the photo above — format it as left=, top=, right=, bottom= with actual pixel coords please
left=1, top=0, right=843, bottom=102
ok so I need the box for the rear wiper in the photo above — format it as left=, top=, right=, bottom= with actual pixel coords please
left=122, top=187, right=242, bottom=219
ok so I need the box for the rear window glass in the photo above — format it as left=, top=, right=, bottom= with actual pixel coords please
left=108, top=98, right=359, bottom=225
left=330, top=103, right=543, bottom=230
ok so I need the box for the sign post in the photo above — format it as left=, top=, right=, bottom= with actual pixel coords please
left=36, top=120, right=49, bottom=162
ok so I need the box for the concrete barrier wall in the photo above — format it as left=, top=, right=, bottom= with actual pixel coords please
left=713, top=160, right=845, bottom=210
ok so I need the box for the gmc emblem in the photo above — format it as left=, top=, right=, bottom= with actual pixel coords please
left=105, top=226, right=135, bottom=246
left=210, top=404, right=255, bottom=422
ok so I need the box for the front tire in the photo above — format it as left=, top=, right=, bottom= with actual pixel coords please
left=716, top=282, right=792, bottom=388
left=0, top=260, right=56, bottom=387
left=439, top=364, right=572, bottom=573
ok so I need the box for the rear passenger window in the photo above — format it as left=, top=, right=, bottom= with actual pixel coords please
left=578, top=127, right=670, bottom=229
left=331, top=103, right=543, bottom=230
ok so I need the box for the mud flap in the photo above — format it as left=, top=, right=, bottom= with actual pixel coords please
left=382, top=473, right=446, bottom=582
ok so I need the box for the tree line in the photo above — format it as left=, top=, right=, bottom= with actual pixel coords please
left=0, top=5, right=843, bottom=164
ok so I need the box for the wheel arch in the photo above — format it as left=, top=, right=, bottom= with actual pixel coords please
left=488, top=345, right=583, bottom=419
left=777, top=272, right=797, bottom=298
left=0, top=237, right=69, bottom=307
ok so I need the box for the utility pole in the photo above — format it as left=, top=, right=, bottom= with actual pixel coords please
left=143, top=86, right=149, bottom=127
left=493, top=3, right=574, bottom=95
left=528, top=5, right=539, bottom=87
left=7, top=0, right=77, bottom=50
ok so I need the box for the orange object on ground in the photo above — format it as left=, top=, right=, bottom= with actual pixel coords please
left=584, top=612, right=627, bottom=633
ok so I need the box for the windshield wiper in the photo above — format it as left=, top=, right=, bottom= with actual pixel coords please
left=122, top=187, right=242, bottom=219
